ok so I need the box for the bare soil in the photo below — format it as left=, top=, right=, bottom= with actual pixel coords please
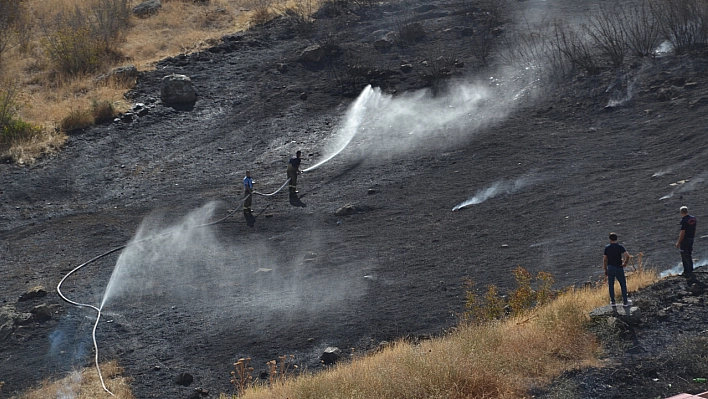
left=2, top=0, right=708, bottom=398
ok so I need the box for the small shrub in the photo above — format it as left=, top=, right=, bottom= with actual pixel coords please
left=41, top=21, right=103, bottom=75
left=551, top=22, right=600, bottom=75
left=248, top=0, right=274, bottom=26
left=650, top=0, right=708, bottom=54
left=586, top=3, right=628, bottom=68
left=60, top=108, right=94, bottom=132
left=623, top=2, right=661, bottom=57
left=670, top=337, right=708, bottom=376
left=92, top=99, right=116, bottom=124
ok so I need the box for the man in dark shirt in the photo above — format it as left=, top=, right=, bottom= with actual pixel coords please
left=603, top=232, right=631, bottom=306
left=287, top=151, right=302, bottom=196
left=676, top=206, right=697, bottom=276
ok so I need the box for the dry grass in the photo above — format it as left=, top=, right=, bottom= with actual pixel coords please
left=233, top=268, right=658, bottom=399
left=17, top=361, right=134, bottom=399
left=0, top=0, right=295, bottom=164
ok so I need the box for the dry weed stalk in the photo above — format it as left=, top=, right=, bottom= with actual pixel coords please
left=230, top=357, right=254, bottom=395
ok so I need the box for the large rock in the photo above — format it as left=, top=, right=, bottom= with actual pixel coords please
left=320, top=347, right=341, bottom=365
left=299, top=45, right=324, bottom=63
left=18, top=287, right=47, bottom=302
left=133, top=0, right=161, bottom=18
left=161, top=74, right=197, bottom=105
left=589, top=304, right=642, bottom=325
left=31, top=304, right=52, bottom=323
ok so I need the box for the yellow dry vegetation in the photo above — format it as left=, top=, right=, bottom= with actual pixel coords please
left=17, top=361, right=134, bottom=399
left=0, top=0, right=288, bottom=163
left=227, top=269, right=658, bottom=399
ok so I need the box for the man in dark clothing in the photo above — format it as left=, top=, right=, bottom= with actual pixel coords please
left=243, top=170, right=253, bottom=213
left=676, top=206, right=697, bottom=276
left=287, top=151, right=302, bottom=196
left=603, top=232, right=631, bottom=307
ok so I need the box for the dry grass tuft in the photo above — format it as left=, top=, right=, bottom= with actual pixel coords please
left=17, top=361, right=134, bottom=399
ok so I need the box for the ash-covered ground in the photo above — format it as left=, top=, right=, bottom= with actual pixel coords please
left=2, top=0, right=708, bottom=398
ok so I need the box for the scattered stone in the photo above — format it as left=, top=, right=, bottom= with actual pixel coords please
left=121, top=113, right=136, bottom=123
left=277, top=63, right=288, bottom=73
left=400, top=63, right=413, bottom=73
left=320, top=346, right=341, bottom=365
left=132, top=0, right=161, bottom=18
left=304, top=252, right=318, bottom=262
left=685, top=81, right=699, bottom=88
left=299, top=45, right=324, bottom=63
left=161, top=74, right=197, bottom=105
left=372, top=31, right=395, bottom=52
left=31, top=304, right=52, bottom=323
left=367, top=189, right=377, bottom=195
left=175, top=372, right=194, bottom=386
left=18, top=288, right=47, bottom=302
left=335, top=204, right=356, bottom=216
left=299, top=92, right=308, bottom=101
left=255, top=268, right=273, bottom=273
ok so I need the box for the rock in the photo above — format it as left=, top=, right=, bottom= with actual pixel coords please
left=400, top=63, right=413, bottom=73
left=95, top=65, right=138, bottom=85
left=320, top=346, right=341, bottom=365
left=277, top=63, right=288, bottom=73
left=299, top=92, right=308, bottom=101
left=399, top=22, right=426, bottom=42
left=367, top=189, right=376, bottom=195
left=31, top=304, right=52, bottom=323
left=161, top=74, right=197, bottom=105
left=299, top=45, right=324, bottom=63
left=372, top=31, right=395, bottom=52
left=589, top=304, right=642, bottom=325
left=0, top=305, right=18, bottom=341
left=19, top=288, right=48, bottom=302
left=121, top=112, right=135, bottom=123
left=132, top=103, right=149, bottom=117
left=335, top=204, right=356, bottom=216
left=132, top=0, right=161, bottom=17
left=304, top=252, right=317, bottom=262
left=175, top=372, right=193, bottom=386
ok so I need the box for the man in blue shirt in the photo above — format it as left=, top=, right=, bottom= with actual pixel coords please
left=243, top=170, right=253, bottom=213
left=287, top=151, right=302, bottom=196
left=603, top=232, right=631, bottom=307
left=676, top=206, right=697, bottom=276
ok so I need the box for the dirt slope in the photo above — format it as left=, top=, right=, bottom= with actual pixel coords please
left=1, top=0, right=708, bottom=397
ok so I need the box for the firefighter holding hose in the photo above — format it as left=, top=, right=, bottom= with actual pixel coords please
left=287, top=151, right=302, bottom=196
left=243, top=170, right=253, bottom=213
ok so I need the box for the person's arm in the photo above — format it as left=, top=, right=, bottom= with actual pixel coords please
left=603, top=254, right=608, bottom=275
left=622, top=251, right=631, bottom=267
left=676, top=229, right=685, bottom=248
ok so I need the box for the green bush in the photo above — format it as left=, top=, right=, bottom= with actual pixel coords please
left=1, top=118, right=43, bottom=147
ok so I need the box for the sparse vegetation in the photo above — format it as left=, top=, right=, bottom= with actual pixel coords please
left=16, top=361, right=134, bottom=399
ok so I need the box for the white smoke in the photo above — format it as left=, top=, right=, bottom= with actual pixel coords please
left=660, top=255, right=707, bottom=278
left=452, top=174, right=540, bottom=211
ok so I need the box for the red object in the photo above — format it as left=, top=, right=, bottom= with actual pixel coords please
left=664, top=393, right=708, bottom=399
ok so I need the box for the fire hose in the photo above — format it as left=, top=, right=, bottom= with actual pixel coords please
left=56, top=176, right=293, bottom=395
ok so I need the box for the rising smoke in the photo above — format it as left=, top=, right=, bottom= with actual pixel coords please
left=660, top=254, right=707, bottom=278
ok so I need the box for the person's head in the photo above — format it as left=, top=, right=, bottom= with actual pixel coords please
left=296, top=150, right=301, bottom=158
left=680, top=206, right=688, bottom=215
left=609, top=232, right=618, bottom=242
left=246, top=170, right=251, bottom=177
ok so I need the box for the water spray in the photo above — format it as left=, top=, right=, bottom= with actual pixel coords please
left=303, top=85, right=377, bottom=173
left=452, top=174, right=539, bottom=212
left=56, top=182, right=291, bottom=395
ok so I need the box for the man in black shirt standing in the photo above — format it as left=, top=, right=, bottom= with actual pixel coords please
left=603, top=232, right=631, bottom=307
left=676, top=206, right=697, bottom=276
